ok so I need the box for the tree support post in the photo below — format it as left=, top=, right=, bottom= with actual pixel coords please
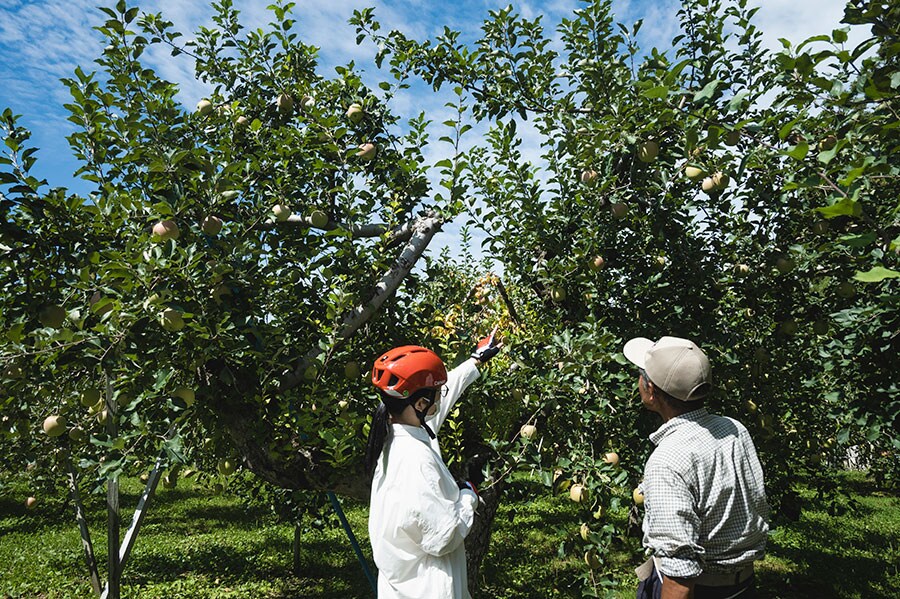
left=327, top=491, right=377, bottom=596
left=105, top=376, right=120, bottom=599
left=64, top=449, right=102, bottom=596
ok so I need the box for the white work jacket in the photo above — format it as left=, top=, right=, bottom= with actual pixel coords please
left=369, top=359, right=481, bottom=599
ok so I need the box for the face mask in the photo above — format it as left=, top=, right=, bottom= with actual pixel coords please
left=425, top=396, right=440, bottom=422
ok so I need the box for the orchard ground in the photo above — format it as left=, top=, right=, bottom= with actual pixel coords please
left=1, top=470, right=897, bottom=598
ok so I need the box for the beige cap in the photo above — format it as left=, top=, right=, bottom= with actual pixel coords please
left=623, top=336, right=712, bottom=401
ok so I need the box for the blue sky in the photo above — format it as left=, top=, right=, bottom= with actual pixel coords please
left=0, top=0, right=865, bottom=257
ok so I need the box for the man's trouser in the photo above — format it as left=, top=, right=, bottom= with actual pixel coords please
left=636, top=562, right=756, bottom=599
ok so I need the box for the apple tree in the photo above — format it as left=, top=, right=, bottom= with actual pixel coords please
left=356, top=0, right=898, bottom=592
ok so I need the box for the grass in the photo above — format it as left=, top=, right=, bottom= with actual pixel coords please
left=0, top=471, right=897, bottom=598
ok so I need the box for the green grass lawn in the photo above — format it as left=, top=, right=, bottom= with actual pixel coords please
left=0, top=471, right=897, bottom=598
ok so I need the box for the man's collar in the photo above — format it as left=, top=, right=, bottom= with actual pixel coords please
left=649, top=408, right=709, bottom=445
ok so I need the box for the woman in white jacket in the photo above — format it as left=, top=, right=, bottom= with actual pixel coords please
left=365, top=332, right=501, bottom=599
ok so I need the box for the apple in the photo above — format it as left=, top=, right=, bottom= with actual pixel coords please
left=235, top=115, right=249, bottom=127
left=589, top=255, right=605, bottom=271
left=218, top=458, right=237, bottom=476
left=272, top=204, right=292, bottom=222
left=219, top=190, right=239, bottom=201
left=152, top=219, right=180, bottom=241
left=776, top=257, right=795, bottom=274
left=580, top=169, right=598, bottom=186
left=38, top=305, right=66, bottom=329
left=80, top=389, right=101, bottom=408
left=654, top=256, right=667, bottom=270
left=550, top=287, right=567, bottom=303
left=68, top=426, right=86, bottom=442
left=344, top=361, right=360, bottom=380
left=819, top=135, right=837, bottom=151
left=356, top=142, right=378, bottom=161
left=25, top=496, right=37, bottom=510
left=592, top=505, right=607, bottom=520
left=733, top=263, right=750, bottom=278
left=196, top=99, right=213, bottom=116
left=745, top=399, right=758, bottom=413
left=836, top=281, right=856, bottom=299
left=96, top=408, right=108, bottom=424
left=812, top=220, right=830, bottom=235
left=2, top=363, right=23, bottom=379
left=569, top=483, right=588, bottom=503
left=684, top=165, right=704, bottom=180
left=702, top=171, right=729, bottom=193
left=637, top=140, right=659, bottom=163
left=159, top=308, right=185, bottom=332
left=512, top=388, right=525, bottom=402
left=277, top=93, right=294, bottom=114
left=200, top=215, right=224, bottom=236
left=603, top=452, right=619, bottom=466
left=633, top=487, right=645, bottom=506
left=584, top=549, right=601, bottom=570
left=42, top=415, right=67, bottom=437
left=211, top=284, right=231, bottom=303
left=212, top=483, right=224, bottom=494
left=310, top=209, right=329, bottom=229
left=580, top=522, right=591, bottom=541
left=338, top=400, right=349, bottom=410
left=520, top=424, right=537, bottom=439
left=610, top=202, right=628, bottom=219
left=173, top=387, right=195, bottom=407
left=812, top=320, right=830, bottom=336
left=303, top=365, right=318, bottom=381
left=163, top=472, right=177, bottom=489
left=346, top=103, right=364, bottom=124
left=724, top=130, right=741, bottom=146
left=779, top=320, right=798, bottom=336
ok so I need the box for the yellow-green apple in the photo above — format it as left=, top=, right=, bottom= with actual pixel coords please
left=346, top=103, right=364, bottom=124
left=684, top=165, right=704, bottom=180
left=25, top=496, right=37, bottom=509
left=733, top=263, right=750, bottom=278
left=344, top=361, right=360, bottom=380
left=724, top=130, right=741, bottom=146
left=812, top=320, right=829, bottom=336
left=235, top=115, right=249, bottom=127
left=520, top=424, right=537, bottom=439
left=196, top=99, right=213, bottom=116
left=633, top=487, right=645, bottom=506
left=159, top=308, right=185, bottom=332
left=603, top=452, right=619, bottom=466
left=610, top=202, right=628, bottom=219
left=580, top=169, right=598, bottom=186
left=152, top=219, right=180, bottom=241
left=584, top=549, right=601, bottom=569
left=42, top=415, right=67, bottom=437
left=779, top=320, right=798, bottom=336
left=776, top=257, right=795, bottom=274
left=550, top=287, right=567, bottom=303
left=356, top=142, right=377, bottom=161
left=569, top=483, right=588, bottom=503
left=218, top=458, right=237, bottom=476
left=277, top=93, right=293, bottom=114
left=219, top=190, right=239, bottom=201
left=745, top=399, right=758, bottom=413
left=638, top=140, right=659, bottom=163
left=173, top=387, right=195, bottom=407
left=589, top=255, right=605, bottom=271
left=654, top=256, right=667, bottom=270
left=580, top=523, right=591, bottom=541
left=819, top=135, right=837, bottom=151
left=201, top=215, right=224, bottom=236
left=310, top=209, right=329, bottom=229
left=39, top=305, right=66, bottom=329
left=512, top=388, right=525, bottom=402
left=80, top=389, right=101, bottom=408
left=338, top=400, right=349, bottom=411
left=304, top=365, right=318, bottom=380
left=272, top=204, right=292, bottom=221
left=836, top=281, right=856, bottom=298
left=68, top=426, right=86, bottom=442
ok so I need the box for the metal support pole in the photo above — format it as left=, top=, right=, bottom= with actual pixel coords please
left=65, top=449, right=102, bottom=596
left=326, top=491, right=377, bottom=596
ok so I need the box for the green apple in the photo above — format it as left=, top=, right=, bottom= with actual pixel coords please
left=42, top=415, right=67, bottom=437
left=159, top=308, right=185, bottom=332
left=201, top=215, right=223, bottom=236
left=724, top=130, right=741, bottom=146
left=812, top=220, right=830, bottom=235
left=2, top=364, right=23, bottom=379
left=512, top=388, right=525, bottom=402
left=569, top=483, right=588, bottom=503
left=610, top=202, right=628, bottom=219
left=356, top=142, right=377, bottom=161
left=277, top=93, right=293, bottom=114
left=196, top=99, right=213, bottom=116
left=584, top=549, right=601, bottom=569
left=344, top=361, right=360, bottom=380
left=580, top=169, right=598, bottom=186
left=310, top=209, right=329, bottom=229
left=173, top=387, right=195, bottom=407
left=25, top=496, right=37, bottom=509
left=633, top=487, right=645, bottom=506
left=550, top=287, right=567, bottom=303
left=272, top=204, right=292, bottom=222
left=819, top=135, right=837, bottom=151
left=211, top=284, right=231, bottom=303
left=836, top=281, right=856, bottom=298
left=580, top=523, right=591, bottom=541
left=304, top=365, right=318, bottom=381
left=776, top=257, right=795, bottom=274
left=812, top=320, right=830, bottom=336
left=80, top=389, right=101, bottom=408
left=68, top=426, right=86, bottom=442
left=520, top=424, right=537, bottom=439
left=779, top=320, right=798, bottom=336
left=218, top=458, right=237, bottom=476
left=39, top=305, right=66, bottom=329
left=733, top=263, right=750, bottom=278
left=638, top=140, right=659, bottom=163
left=684, top=165, right=704, bottom=180
left=603, top=452, right=619, bottom=466
left=346, top=103, right=364, bottom=124
left=152, top=219, right=180, bottom=241
left=235, top=115, right=248, bottom=127
left=589, top=255, right=605, bottom=271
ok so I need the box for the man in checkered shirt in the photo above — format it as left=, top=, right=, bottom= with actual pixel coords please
left=624, top=336, right=769, bottom=599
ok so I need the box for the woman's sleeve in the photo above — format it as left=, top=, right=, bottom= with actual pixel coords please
left=431, top=358, right=480, bottom=434
left=410, top=458, right=479, bottom=557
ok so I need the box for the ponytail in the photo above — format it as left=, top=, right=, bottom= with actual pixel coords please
left=365, top=402, right=392, bottom=477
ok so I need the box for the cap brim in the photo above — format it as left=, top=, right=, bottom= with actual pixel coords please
left=623, top=337, right=655, bottom=369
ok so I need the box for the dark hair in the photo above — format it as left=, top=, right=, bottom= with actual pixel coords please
left=364, top=388, right=436, bottom=477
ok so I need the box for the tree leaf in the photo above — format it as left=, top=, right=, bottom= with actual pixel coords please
left=854, top=266, right=900, bottom=283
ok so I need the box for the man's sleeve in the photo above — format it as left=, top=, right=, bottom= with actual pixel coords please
left=408, top=458, right=478, bottom=557
left=431, top=358, right=480, bottom=434
left=642, top=462, right=705, bottom=578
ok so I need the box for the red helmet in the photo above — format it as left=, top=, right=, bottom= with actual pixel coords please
left=371, top=345, right=448, bottom=398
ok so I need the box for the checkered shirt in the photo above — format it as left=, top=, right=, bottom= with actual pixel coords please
left=641, top=408, right=769, bottom=578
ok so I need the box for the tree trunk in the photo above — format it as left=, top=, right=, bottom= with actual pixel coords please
left=465, top=478, right=505, bottom=597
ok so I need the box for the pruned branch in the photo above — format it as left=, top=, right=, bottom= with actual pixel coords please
left=278, top=212, right=445, bottom=392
